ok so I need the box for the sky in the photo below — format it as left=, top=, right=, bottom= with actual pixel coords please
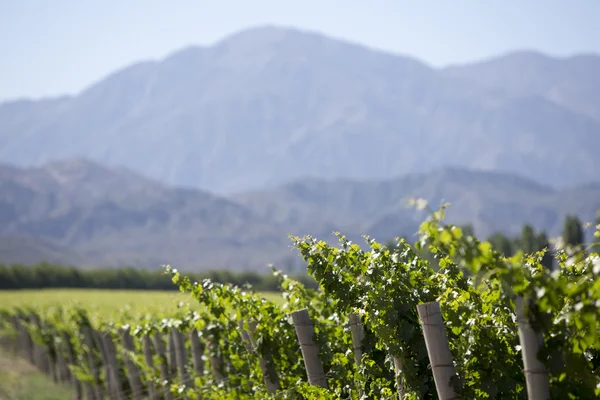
left=1, top=0, right=599, bottom=102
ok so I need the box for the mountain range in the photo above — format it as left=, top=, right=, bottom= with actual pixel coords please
left=1, top=25, right=600, bottom=269
left=1, top=25, right=600, bottom=194
left=1, top=159, right=599, bottom=270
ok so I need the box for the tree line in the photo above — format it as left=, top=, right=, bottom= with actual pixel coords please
left=486, top=211, right=600, bottom=266
left=0, top=263, right=318, bottom=291
left=387, top=210, right=600, bottom=269
left=2, top=211, right=598, bottom=290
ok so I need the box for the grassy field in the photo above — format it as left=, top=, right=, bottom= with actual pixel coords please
left=0, top=289, right=285, bottom=398
left=0, top=340, right=73, bottom=400
left=0, top=289, right=284, bottom=316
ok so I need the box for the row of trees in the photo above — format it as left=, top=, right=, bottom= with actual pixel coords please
left=387, top=210, right=600, bottom=269
left=487, top=211, right=600, bottom=267
left=0, top=263, right=318, bottom=291
left=2, top=211, right=598, bottom=290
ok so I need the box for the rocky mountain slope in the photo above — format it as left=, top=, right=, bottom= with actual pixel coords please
left=1, top=26, right=599, bottom=193
left=0, top=159, right=286, bottom=268
left=1, top=159, right=599, bottom=270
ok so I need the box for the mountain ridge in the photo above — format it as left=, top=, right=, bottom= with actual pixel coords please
left=1, top=25, right=600, bottom=193
left=1, top=158, right=599, bottom=270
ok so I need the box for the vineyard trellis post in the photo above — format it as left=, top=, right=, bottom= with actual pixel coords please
left=417, top=301, right=461, bottom=400
left=172, top=326, right=191, bottom=395
left=168, top=330, right=178, bottom=377
left=515, top=296, right=550, bottom=400
left=122, top=328, right=145, bottom=400
left=30, top=313, right=53, bottom=378
left=101, top=331, right=125, bottom=400
left=55, top=335, right=70, bottom=384
left=142, top=334, right=160, bottom=400
left=392, top=355, right=407, bottom=399
left=291, top=308, right=328, bottom=389
left=152, top=334, right=174, bottom=400
left=249, top=320, right=281, bottom=393
left=61, top=331, right=83, bottom=399
left=189, top=328, right=205, bottom=377
left=12, top=315, right=34, bottom=364
left=207, top=336, right=225, bottom=384
left=348, top=313, right=365, bottom=398
left=239, top=319, right=280, bottom=393
left=82, top=325, right=104, bottom=400
left=92, top=330, right=115, bottom=399
left=348, top=313, right=364, bottom=368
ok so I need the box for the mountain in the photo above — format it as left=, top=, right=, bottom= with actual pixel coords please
left=234, top=167, right=600, bottom=242
left=1, top=159, right=599, bottom=270
left=442, top=51, right=600, bottom=121
left=1, top=26, right=600, bottom=193
left=0, top=159, right=289, bottom=269
left=0, top=235, right=84, bottom=266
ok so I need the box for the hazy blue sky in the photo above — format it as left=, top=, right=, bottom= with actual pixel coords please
left=1, top=0, right=599, bottom=101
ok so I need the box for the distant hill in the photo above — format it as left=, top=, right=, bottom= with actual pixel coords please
left=234, top=167, right=600, bottom=242
left=1, top=26, right=600, bottom=193
left=442, top=51, right=600, bottom=121
left=0, top=235, right=84, bottom=266
left=0, top=159, right=287, bottom=269
left=1, top=159, right=599, bottom=270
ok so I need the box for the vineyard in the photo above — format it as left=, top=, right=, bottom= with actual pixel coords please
left=1, top=204, right=600, bottom=399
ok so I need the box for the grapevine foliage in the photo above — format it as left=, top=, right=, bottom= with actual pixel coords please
left=1, top=204, right=599, bottom=399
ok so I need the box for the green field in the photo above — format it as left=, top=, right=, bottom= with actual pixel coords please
left=0, top=289, right=284, bottom=316
left=0, top=344, right=73, bottom=400
left=0, top=289, right=288, bottom=399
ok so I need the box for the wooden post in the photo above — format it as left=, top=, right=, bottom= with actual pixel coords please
left=93, top=330, right=115, bottom=398
left=239, top=319, right=280, bottom=393
left=13, top=316, right=34, bottom=364
left=348, top=313, right=366, bottom=398
left=348, top=313, right=365, bottom=367
left=122, top=329, right=145, bottom=400
left=238, top=320, right=253, bottom=352
left=417, top=301, right=461, bottom=400
left=82, top=326, right=104, bottom=400
left=207, top=337, right=225, bottom=384
left=291, top=309, right=328, bottom=388
left=55, top=338, right=70, bottom=384
left=152, top=334, right=174, bottom=400
left=142, top=335, right=160, bottom=400
left=168, top=330, right=178, bottom=377
left=172, top=327, right=191, bottom=387
left=189, top=328, right=205, bottom=376
left=515, top=297, right=550, bottom=400
left=29, top=313, right=51, bottom=376
left=100, top=332, right=125, bottom=400
left=61, top=331, right=83, bottom=400
left=392, top=356, right=406, bottom=399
